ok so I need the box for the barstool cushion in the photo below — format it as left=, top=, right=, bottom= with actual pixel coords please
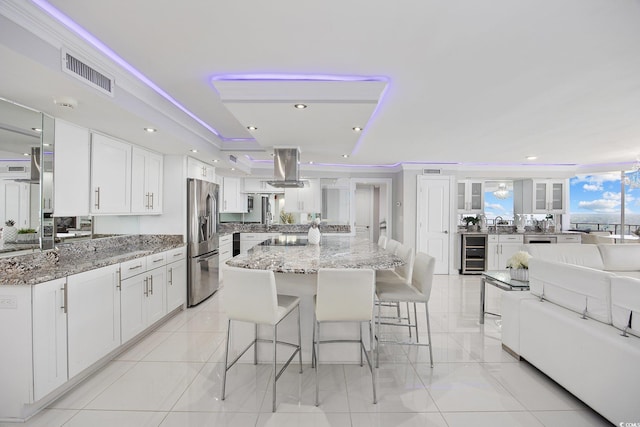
left=376, top=282, right=428, bottom=303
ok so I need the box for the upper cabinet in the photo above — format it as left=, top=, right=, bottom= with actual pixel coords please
left=285, top=179, right=321, bottom=213
left=242, top=178, right=279, bottom=193
left=514, top=179, right=567, bottom=214
left=221, top=177, right=247, bottom=213
left=457, top=180, right=484, bottom=213
left=54, top=119, right=90, bottom=216
left=187, top=157, right=215, bottom=182
left=90, top=133, right=132, bottom=214
left=131, top=147, right=163, bottom=214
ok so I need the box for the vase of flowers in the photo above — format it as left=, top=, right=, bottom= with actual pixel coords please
left=307, top=218, right=321, bottom=245
left=506, top=250, right=532, bottom=281
left=2, top=220, right=18, bottom=243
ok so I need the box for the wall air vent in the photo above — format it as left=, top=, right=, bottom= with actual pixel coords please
left=7, top=166, right=27, bottom=172
left=62, top=50, right=114, bottom=96
left=422, top=169, right=441, bottom=174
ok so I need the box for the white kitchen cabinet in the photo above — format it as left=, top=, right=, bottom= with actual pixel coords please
left=221, top=176, right=247, bottom=213
left=487, top=234, right=524, bottom=270
left=166, top=247, right=187, bottom=312
left=67, top=263, right=121, bottom=378
left=120, top=255, right=167, bottom=344
left=131, top=146, right=163, bottom=214
left=0, top=181, right=31, bottom=228
left=90, top=133, right=132, bottom=214
left=54, top=119, right=90, bottom=216
left=187, top=157, right=215, bottom=182
left=218, top=234, right=233, bottom=282
left=457, top=180, right=484, bottom=213
left=556, top=234, right=581, bottom=243
left=284, top=179, right=321, bottom=213
left=243, top=178, right=278, bottom=193
left=514, top=179, right=567, bottom=214
left=32, top=277, right=68, bottom=401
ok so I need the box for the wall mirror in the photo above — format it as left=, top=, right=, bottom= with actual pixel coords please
left=0, top=97, right=54, bottom=252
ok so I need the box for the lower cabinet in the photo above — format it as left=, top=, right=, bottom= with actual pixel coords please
left=32, top=278, right=68, bottom=401
left=121, top=262, right=167, bottom=344
left=167, top=260, right=187, bottom=312
left=67, top=264, right=121, bottom=379
left=487, top=235, right=524, bottom=270
left=218, top=234, right=233, bottom=282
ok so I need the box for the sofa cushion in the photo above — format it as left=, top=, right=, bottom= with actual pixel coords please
left=528, top=258, right=613, bottom=324
left=611, top=276, right=640, bottom=338
left=597, top=243, right=640, bottom=272
left=523, top=243, right=604, bottom=269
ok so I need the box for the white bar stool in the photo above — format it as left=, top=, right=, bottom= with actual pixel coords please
left=375, top=252, right=435, bottom=368
left=376, top=244, right=415, bottom=337
left=221, top=266, right=302, bottom=412
left=312, top=268, right=377, bottom=406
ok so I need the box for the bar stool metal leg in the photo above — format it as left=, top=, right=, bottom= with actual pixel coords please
left=221, top=319, right=231, bottom=401
left=272, top=325, right=277, bottom=412
left=425, top=303, right=434, bottom=368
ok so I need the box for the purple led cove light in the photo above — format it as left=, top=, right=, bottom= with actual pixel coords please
left=30, top=0, right=253, bottom=142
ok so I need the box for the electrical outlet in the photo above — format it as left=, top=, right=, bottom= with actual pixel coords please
left=0, top=295, right=18, bottom=309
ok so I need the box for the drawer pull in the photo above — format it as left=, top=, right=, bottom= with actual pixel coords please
left=129, top=265, right=143, bottom=271
left=152, top=258, right=163, bottom=263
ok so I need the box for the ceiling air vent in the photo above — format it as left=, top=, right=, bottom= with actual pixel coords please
left=62, top=49, right=114, bottom=96
left=422, top=169, right=441, bottom=174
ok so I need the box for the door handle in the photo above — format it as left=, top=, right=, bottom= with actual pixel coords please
left=60, top=284, right=67, bottom=314
left=149, top=275, right=153, bottom=295
left=94, top=187, right=100, bottom=210
left=443, top=230, right=448, bottom=234
left=144, top=277, right=149, bottom=296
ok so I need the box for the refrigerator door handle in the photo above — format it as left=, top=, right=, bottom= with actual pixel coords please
left=196, top=252, right=219, bottom=263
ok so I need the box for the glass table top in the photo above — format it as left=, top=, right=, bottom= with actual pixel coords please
left=483, top=270, right=530, bottom=289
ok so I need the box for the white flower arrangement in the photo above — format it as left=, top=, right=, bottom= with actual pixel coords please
left=506, top=250, right=532, bottom=269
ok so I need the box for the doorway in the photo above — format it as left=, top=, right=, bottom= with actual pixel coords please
left=351, top=178, right=392, bottom=242
left=416, top=176, right=451, bottom=274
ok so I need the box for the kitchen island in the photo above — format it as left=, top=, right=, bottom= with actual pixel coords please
left=225, top=235, right=402, bottom=363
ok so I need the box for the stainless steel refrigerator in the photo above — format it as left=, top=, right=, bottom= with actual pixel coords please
left=187, top=178, right=219, bottom=306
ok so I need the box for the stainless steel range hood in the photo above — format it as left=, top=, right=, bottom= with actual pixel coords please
left=267, top=148, right=305, bottom=188
left=13, top=147, right=40, bottom=183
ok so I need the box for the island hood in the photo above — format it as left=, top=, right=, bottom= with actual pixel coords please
left=13, top=147, right=40, bottom=184
left=267, top=148, right=305, bottom=188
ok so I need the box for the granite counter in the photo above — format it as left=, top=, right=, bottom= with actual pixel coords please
left=226, top=235, right=401, bottom=274
left=0, top=235, right=184, bottom=286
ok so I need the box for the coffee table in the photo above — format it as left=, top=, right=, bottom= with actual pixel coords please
left=480, top=270, right=530, bottom=324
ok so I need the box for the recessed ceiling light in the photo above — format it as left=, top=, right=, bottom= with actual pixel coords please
left=53, top=97, right=77, bottom=109
left=144, top=127, right=157, bottom=133
left=231, top=167, right=236, bottom=171
left=213, top=159, right=219, bottom=163
left=191, top=149, right=198, bottom=153
left=43, top=143, right=51, bottom=147
left=309, top=161, right=314, bottom=165
left=23, top=153, right=30, bottom=156
left=526, top=156, right=537, bottom=160
left=247, top=125, right=258, bottom=131
left=352, top=127, right=362, bottom=132
left=294, top=103, right=307, bottom=109
left=31, top=127, right=42, bottom=132
left=342, top=154, right=349, bottom=158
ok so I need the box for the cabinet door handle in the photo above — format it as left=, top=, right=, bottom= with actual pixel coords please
left=149, top=275, right=154, bottom=295
left=152, top=257, right=163, bottom=264
left=150, top=193, right=154, bottom=209
left=144, top=277, right=149, bottom=296
left=60, top=284, right=67, bottom=314
left=116, top=269, right=121, bottom=290
left=173, top=252, right=182, bottom=258
left=129, top=264, right=143, bottom=271
left=94, top=187, right=100, bottom=209
left=168, top=268, right=173, bottom=285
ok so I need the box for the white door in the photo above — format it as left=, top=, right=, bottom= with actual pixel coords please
left=355, top=186, right=373, bottom=240
left=416, top=177, right=451, bottom=274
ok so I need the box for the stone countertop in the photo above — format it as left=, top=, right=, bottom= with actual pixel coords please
left=219, top=223, right=351, bottom=235
left=458, top=230, right=582, bottom=236
left=0, top=241, right=39, bottom=254
left=226, top=235, right=401, bottom=274
left=0, top=235, right=184, bottom=286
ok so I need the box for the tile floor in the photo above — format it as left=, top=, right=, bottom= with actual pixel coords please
left=3, top=274, right=613, bottom=427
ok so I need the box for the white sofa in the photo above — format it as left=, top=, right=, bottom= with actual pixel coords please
left=502, top=243, right=640, bottom=425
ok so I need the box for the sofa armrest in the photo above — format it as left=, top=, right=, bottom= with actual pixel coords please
left=611, top=276, right=640, bottom=338
left=501, top=291, right=539, bottom=357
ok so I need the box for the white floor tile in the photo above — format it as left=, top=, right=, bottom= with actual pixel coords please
left=483, top=362, right=588, bottom=411
left=142, top=331, right=225, bottom=362
left=115, top=331, right=173, bottom=361
left=442, top=411, right=545, bottom=427
left=255, top=412, right=352, bottom=427
left=48, top=361, right=137, bottom=409
left=350, top=412, right=449, bottom=427
left=63, top=410, right=168, bottom=427
left=176, top=310, right=229, bottom=333
left=85, top=361, right=204, bottom=411
left=0, top=409, right=77, bottom=427
left=530, top=410, right=612, bottom=427
left=172, top=363, right=270, bottom=413
left=160, top=411, right=258, bottom=427
left=414, top=362, right=525, bottom=412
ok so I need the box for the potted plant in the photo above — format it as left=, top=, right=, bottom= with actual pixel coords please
left=17, top=228, right=37, bottom=242
left=462, top=216, right=480, bottom=232
left=2, top=219, right=18, bottom=243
